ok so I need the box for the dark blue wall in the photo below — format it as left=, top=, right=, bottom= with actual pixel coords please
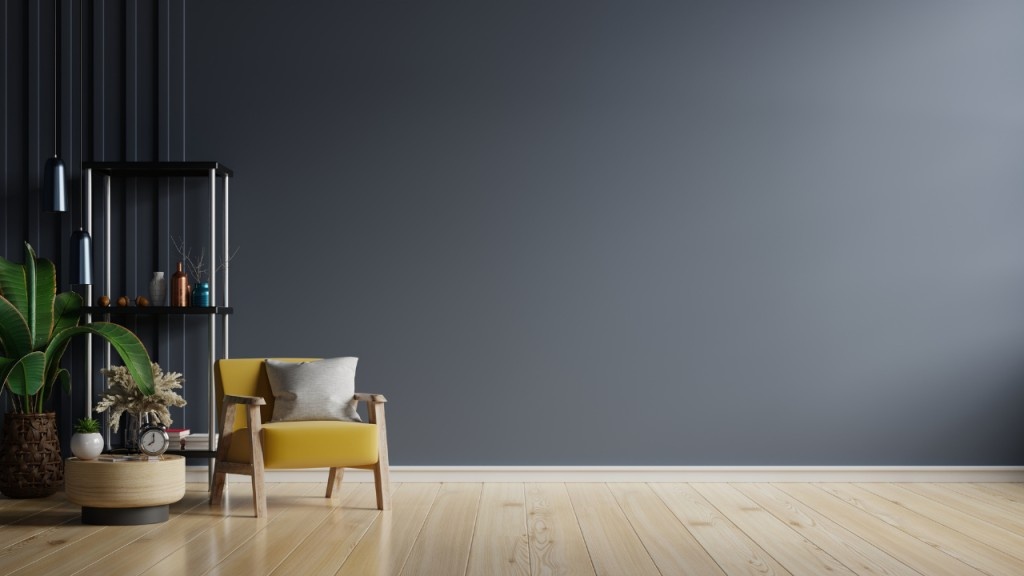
left=185, top=1, right=1024, bottom=465
left=6, top=1, right=1024, bottom=465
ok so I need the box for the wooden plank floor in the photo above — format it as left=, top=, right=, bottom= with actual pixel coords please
left=0, top=482, right=1021, bottom=575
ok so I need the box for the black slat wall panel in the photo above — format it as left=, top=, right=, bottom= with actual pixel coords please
left=2, top=1, right=208, bottom=453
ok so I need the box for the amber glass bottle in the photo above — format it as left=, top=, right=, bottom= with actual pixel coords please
left=170, top=261, right=188, bottom=307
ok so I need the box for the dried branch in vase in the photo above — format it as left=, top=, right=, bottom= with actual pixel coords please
left=95, top=363, right=187, bottom=431
left=171, top=236, right=238, bottom=284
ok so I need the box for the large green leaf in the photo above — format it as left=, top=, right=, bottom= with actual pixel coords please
left=43, top=335, right=72, bottom=393
left=51, top=292, right=82, bottom=336
left=54, top=367, right=71, bottom=395
left=0, top=296, right=31, bottom=358
left=4, top=351, right=46, bottom=401
left=43, top=367, right=71, bottom=409
left=47, top=324, right=154, bottom=395
left=0, top=248, right=28, bottom=318
left=23, top=243, right=37, bottom=350
left=31, top=251, right=57, bottom=351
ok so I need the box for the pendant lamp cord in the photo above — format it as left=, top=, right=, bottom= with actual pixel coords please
left=52, top=0, right=59, bottom=159
left=78, top=0, right=84, bottom=229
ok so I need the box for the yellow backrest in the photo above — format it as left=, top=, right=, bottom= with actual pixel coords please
left=215, top=358, right=319, bottom=432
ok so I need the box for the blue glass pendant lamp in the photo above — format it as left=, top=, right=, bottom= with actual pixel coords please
left=70, top=228, right=92, bottom=286
left=43, top=0, right=67, bottom=213
left=44, top=157, right=67, bottom=212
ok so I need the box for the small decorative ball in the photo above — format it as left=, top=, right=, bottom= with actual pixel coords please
left=135, top=296, right=150, bottom=307
left=116, top=296, right=129, bottom=307
left=97, top=295, right=110, bottom=307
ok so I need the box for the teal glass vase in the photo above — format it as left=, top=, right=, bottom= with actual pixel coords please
left=193, top=282, right=211, bottom=307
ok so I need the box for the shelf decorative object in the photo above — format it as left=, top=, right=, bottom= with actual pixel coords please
left=171, top=236, right=236, bottom=308
left=94, top=363, right=186, bottom=453
left=149, top=272, right=166, bottom=305
left=193, top=282, right=211, bottom=307
left=170, top=262, right=188, bottom=307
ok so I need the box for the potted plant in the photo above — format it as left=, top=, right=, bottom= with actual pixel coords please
left=0, top=242, right=154, bottom=497
left=70, top=417, right=103, bottom=460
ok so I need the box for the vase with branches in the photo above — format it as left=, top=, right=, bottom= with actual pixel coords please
left=170, top=236, right=237, bottom=284
left=95, top=363, right=187, bottom=434
left=170, top=237, right=237, bottom=307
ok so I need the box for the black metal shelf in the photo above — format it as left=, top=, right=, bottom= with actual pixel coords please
left=82, top=160, right=233, bottom=488
left=83, top=306, right=234, bottom=316
left=82, top=161, right=233, bottom=178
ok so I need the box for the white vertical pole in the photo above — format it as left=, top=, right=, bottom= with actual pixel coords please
left=209, top=168, right=216, bottom=304
left=223, top=173, right=230, bottom=358
left=208, top=168, right=218, bottom=484
left=84, top=169, right=93, bottom=419
left=103, top=175, right=111, bottom=378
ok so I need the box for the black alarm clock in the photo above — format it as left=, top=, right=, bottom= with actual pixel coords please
left=138, top=421, right=171, bottom=457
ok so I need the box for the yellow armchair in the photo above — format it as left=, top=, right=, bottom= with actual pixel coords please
left=209, top=358, right=390, bottom=517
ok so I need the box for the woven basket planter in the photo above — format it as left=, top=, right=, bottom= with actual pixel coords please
left=0, top=413, right=64, bottom=498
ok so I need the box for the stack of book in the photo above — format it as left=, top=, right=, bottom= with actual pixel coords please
left=180, top=432, right=218, bottom=451
left=167, top=428, right=190, bottom=449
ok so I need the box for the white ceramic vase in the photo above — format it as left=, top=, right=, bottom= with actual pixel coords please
left=149, top=271, right=166, bottom=306
left=70, top=432, right=104, bottom=460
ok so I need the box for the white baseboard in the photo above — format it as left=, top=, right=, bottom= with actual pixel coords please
left=186, top=465, right=1024, bottom=484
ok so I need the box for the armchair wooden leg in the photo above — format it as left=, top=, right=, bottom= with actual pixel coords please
left=326, top=467, right=344, bottom=498
left=210, top=394, right=267, bottom=517
left=373, top=459, right=391, bottom=511
left=368, top=402, right=391, bottom=511
left=246, top=404, right=267, bottom=518
left=210, top=402, right=237, bottom=507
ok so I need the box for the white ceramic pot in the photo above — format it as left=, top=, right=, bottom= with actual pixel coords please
left=70, top=432, right=104, bottom=460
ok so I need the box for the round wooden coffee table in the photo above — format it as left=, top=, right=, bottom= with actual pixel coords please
left=65, top=455, right=186, bottom=525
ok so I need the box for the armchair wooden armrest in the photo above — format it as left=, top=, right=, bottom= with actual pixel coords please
left=353, top=392, right=387, bottom=403
left=224, top=394, right=267, bottom=406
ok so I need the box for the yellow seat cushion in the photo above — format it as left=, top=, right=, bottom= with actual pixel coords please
left=226, top=421, right=379, bottom=469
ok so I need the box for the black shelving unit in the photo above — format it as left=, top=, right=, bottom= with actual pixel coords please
left=82, top=161, right=232, bottom=483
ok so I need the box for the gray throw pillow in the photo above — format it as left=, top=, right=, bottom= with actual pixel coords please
left=264, top=357, right=362, bottom=422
